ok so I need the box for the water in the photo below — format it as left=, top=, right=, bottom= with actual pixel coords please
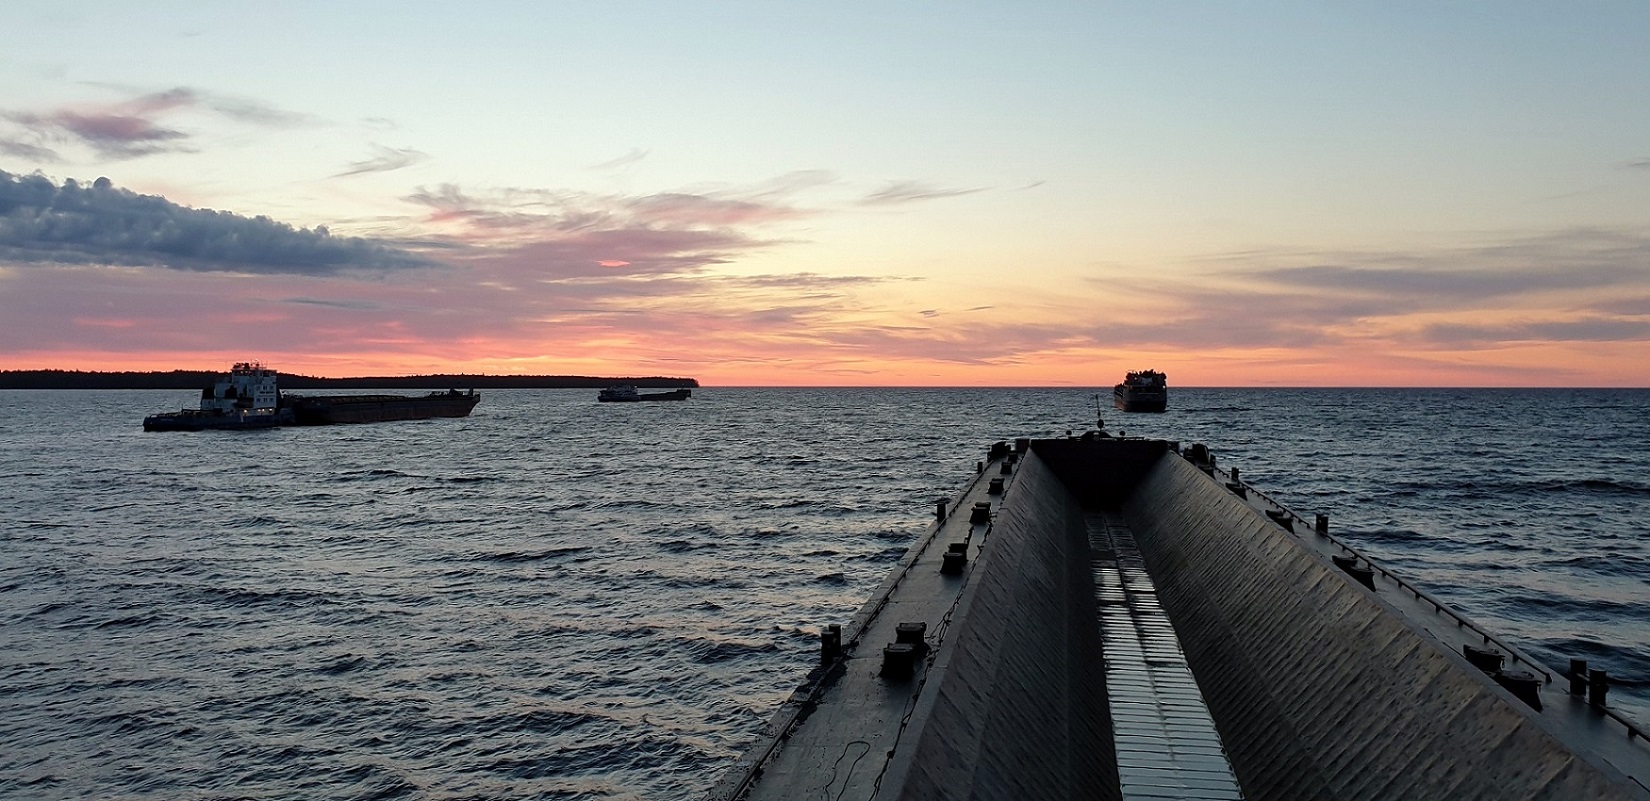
left=2, top=387, right=1646, bottom=799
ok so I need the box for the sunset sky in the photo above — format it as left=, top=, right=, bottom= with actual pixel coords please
left=3, top=2, right=1648, bottom=386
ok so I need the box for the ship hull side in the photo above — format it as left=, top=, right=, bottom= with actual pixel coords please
left=1112, top=387, right=1167, bottom=412
left=143, top=409, right=293, bottom=431
left=285, top=394, right=480, bottom=425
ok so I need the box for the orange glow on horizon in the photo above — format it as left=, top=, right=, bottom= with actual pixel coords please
left=7, top=339, right=1648, bottom=387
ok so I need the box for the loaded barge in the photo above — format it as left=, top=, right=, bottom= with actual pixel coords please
left=142, top=363, right=478, bottom=431
left=598, top=385, right=692, bottom=402
left=713, top=435, right=1650, bottom=801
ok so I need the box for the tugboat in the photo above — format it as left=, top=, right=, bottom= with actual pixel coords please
left=598, top=385, right=692, bottom=402
left=142, top=362, right=295, bottom=431
left=1113, top=369, right=1167, bottom=412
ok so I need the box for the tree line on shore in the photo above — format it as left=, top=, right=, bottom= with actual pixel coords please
left=0, top=369, right=699, bottom=390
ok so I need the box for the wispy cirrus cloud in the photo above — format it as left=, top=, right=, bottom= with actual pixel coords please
left=1422, top=318, right=1650, bottom=345
left=1065, top=229, right=1650, bottom=354
left=0, top=169, right=430, bottom=274
left=333, top=144, right=429, bottom=178
left=0, top=86, right=308, bottom=161
left=590, top=147, right=648, bottom=170
left=281, top=296, right=385, bottom=311
left=859, top=180, right=986, bottom=206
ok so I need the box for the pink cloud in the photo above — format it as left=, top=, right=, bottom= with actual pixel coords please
left=1, top=87, right=307, bottom=161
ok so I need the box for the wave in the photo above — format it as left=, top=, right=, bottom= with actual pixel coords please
left=1525, top=477, right=1650, bottom=497
left=682, top=638, right=781, bottom=665
left=314, top=653, right=376, bottom=675
left=474, top=546, right=591, bottom=563
left=93, top=613, right=162, bottom=630
left=1543, top=552, right=1649, bottom=577
left=850, top=545, right=912, bottom=563
left=1485, top=591, right=1650, bottom=622
left=191, top=585, right=337, bottom=609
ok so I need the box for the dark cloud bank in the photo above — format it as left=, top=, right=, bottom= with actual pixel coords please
left=0, top=169, right=429, bottom=274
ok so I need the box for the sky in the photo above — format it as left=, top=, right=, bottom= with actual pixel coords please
left=2, top=2, right=1648, bottom=386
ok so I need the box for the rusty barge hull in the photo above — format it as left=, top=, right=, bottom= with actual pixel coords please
left=282, top=392, right=480, bottom=425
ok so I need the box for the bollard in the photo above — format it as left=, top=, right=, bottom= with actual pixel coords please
left=1589, top=669, right=1610, bottom=708
left=821, top=624, right=842, bottom=664
left=1463, top=644, right=1504, bottom=673
left=1315, top=513, right=1330, bottom=536
left=1495, top=670, right=1543, bottom=710
left=988, top=478, right=1004, bottom=495
left=1332, top=554, right=1375, bottom=590
left=881, top=643, right=918, bottom=679
left=935, top=500, right=947, bottom=520
left=1569, top=659, right=1588, bottom=696
left=1231, top=467, right=1240, bottom=483
left=895, top=621, right=928, bottom=651
left=970, top=501, right=992, bottom=524
left=1000, top=460, right=1013, bottom=475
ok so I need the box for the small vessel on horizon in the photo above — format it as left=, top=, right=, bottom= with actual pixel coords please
left=142, top=363, right=478, bottom=431
left=598, top=385, right=692, bottom=402
left=1113, top=369, right=1167, bottom=412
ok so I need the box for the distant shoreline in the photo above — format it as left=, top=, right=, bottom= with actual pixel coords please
left=0, top=370, right=699, bottom=390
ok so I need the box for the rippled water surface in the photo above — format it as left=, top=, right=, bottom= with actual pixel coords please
left=2, top=387, right=1647, bottom=799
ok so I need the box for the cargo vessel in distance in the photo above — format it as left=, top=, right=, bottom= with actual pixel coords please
left=142, top=363, right=478, bottom=431
left=1113, top=369, right=1167, bottom=412
left=598, top=385, right=692, bottom=402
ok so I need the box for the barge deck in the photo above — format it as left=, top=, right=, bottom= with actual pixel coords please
left=711, top=436, right=1650, bottom=801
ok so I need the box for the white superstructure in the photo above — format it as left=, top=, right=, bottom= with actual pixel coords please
left=199, top=362, right=281, bottom=413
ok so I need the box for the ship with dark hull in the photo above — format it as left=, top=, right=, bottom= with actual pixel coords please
left=598, top=385, right=692, bottom=402
left=1113, top=368, right=1167, bottom=412
left=143, top=363, right=478, bottom=430
left=282, top=389, right=479, bottom=425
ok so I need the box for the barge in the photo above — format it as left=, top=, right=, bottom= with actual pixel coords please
left=283, top=389, right=479, bottom=424
left=1114, top=369, right=1168, bottom=412
left=712, top=435, right=1650, bottom=801
left=598, top=385, right=692, bottom=402
left=142, top=363, right=478, bottom=430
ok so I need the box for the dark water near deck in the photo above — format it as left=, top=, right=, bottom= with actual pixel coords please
left=2, top=387, right=1646, bottom=799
